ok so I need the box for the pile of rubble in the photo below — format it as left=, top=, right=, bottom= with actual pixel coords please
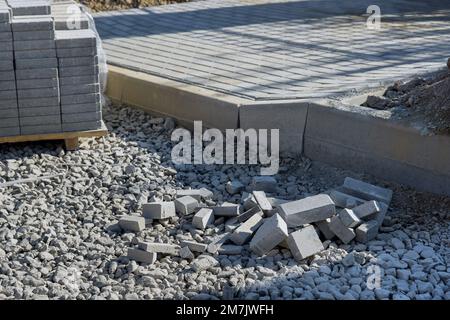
left=118, top=176, right=393, bottom=265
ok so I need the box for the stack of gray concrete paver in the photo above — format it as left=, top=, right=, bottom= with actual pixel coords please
left=120, top=176, right=393, bottom=265
left=0, top=0, right=102, bottom=138
left=56, top=28, right=102, bottom=132
left=51, top=0, right=89, bottom=30
left=0, top=1, right=19, bottom=137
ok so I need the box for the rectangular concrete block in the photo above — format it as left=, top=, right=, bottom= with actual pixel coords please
left=58, top=56, right=98, bottom=67
left=0, top=50, right=13, bottom=59
left=0, top=41, right=12, bottom=51
left=237, top=205, right=263, bottom=223
left=252, top=191, right=272, bottom=213
left=355, top=220, right=379, bottom=243
left=14, top=39, right=55, bottom=51
left=61, top=102, right=101, bottom=114
left=0, top=31, right=11, bottom=41
left=20, top=123, right=61, bottom=135
left=0, top=89, right=16, bottom=99
left=230, top=213, right=263, bottom=245
left=0, top=117, right=19, bottom=127
left=15, top=57, right=58, bottom=70
left=17, top=87, right=59, bottom=99
left=12, top=30, right=54, bottom=41
left=328, top=215, right=356, bottom=244
left=0, top=98, right=17, bottom=109
left=62, top=111, right=101, bottom=124
left=11, top=15, right=54, bottom=32
left=0, top=70, right=15, bottom=81
left=0, top=126, right=20, bottom=137
left=342, top=177, right=393, bottom=204
left=59, top=65, right=98, bottom=77
left=62, top=121, right=102, bottom=132
left=315, top=218, right=335, bottom=240
left=18, top=96, right=59, bottom=108
left=328, top=189, right=365, bottom=208
left=138, top=242, right=180, bottom=255
left=288, top=225, right=324, bottom=261
left=338, top=208, right=361, bottom=228
left=0, top=108, right=18, bottom=118
left=56, top=46, right=97, bottom=58
left=207, top=232, right=230, bottom=254
left=192, top=208, right=214, bottom=230
left=119, top=215, right=146, bottom=232
left=179, top=240, right=207, bottom=253
left=60, top=83, right=100, bottom=96
left=59, top=74, right=99, bottom=86
left=174, top=196, right=199, bottom=215
left=250, top=213, right=288, bottom=256
left=55, top=29, right=96, bottom=48
left=218, top=245, right=243, bottom=255
left=175, top=188, right=213, bottom=201
left=60, top=93, right=100, bottom=105
left=18, top=106, right=59, bottom=117
left=212, top=202, right=240, bottom=217
left=0, top=22, right=11, bottom=32
left=127, top=248, right=157, bottom=264
left=0, top=79, right=15, bottom=90
left=142, top=201, right=175, bottom=219
left=278, top=194, right=336, bottom=227
left=20, top=114, right=61, bottom=126
left=14, top=48, right=56, bottom=59
left=0, top=60, right=13, bottom=71
left=7, top=0, right=51, bottom=16
left=251, top=176, right=277, bottom=193
left=352, top=200, right=381, bottom=219
left=16, top=77, right=58, bottom=90
left=242, top=193, right=258, bottom=211
left=15, top=67, right=57, bottom=80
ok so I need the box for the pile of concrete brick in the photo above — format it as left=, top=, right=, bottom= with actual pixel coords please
left=0, top=0, right=102, bottom=137
left=120, top=176, right=392, bottom=265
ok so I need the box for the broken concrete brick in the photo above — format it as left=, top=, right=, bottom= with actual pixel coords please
left=251, top=176, right=277, bottom=193
left=315, top=218, right=335, bottom=240
left=278, top=194, right=335, bottom=227
left=288, top=225, right=324, bottom=261
left=118, top=216, right=146, bottom=232
left=212, top=202, right=240, bottom=217
left=242, top=192, right=258, bottom=210
left=192, top=208, right=214, bottom=230
left=230, top=213, right=263, bottom=245
left=250, top=213, right=288, bottom=256
left=192, top=255, right=219, bottom=272
left=371, top=202, right=389, bottom=227
left=352, top=200, right=381, bottom=219
left=179, top=240, right=207, bottom=253
left=176, top=188, right=213, bottom=201
left=174, top=196, right=199, bottom=215
left=179, top=246, right=195, bottom=259
left=252, top=191, right=272, bottom=213
left=328, top=216, right=356, bottom=244
left=328, top=189, right=365, bottom=208
left=226, top=180, right=244, bottom=194
left=355, top=220, right=379, bottom=243
left=342, top=177, right=393, bottom=204
left=237, top=205, right=263, bottom=223
left=218, top=245, right=243, bottom=255
left=143, top=202, right=176, bottom=220
left=138, top=242, right=180, bottom=255
left=127, top=248, right=157, bottom=264
left=207, top=233, right=230, bottom=254
left=338, top=208, right=361, bottom=228
left=266, top=197, right=289, bottom=217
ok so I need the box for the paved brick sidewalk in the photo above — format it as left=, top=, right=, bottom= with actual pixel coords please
left=94, top=0, right=450, bottom=100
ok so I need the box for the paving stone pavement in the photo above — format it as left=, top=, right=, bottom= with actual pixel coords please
left=94, top=0, right=450, bottom=100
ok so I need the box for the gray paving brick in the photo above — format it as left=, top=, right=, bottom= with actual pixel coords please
left=328, top=215, right=356, bottom=244
left=288, top=225, right=324, bottom=261
left=0, top=108, right=18, bottom=118
left=56, top=46, right=97, bottom=58
left=17, top=87, right=59, bottom=99
left=0, top=126, right=20, bottom=137
left=55, top=29, right=96, bottom=49
left=58, top=56, right=98, bottom=67
left=250, top=213, right=288, bottom=256
left=0, top=117, right=19, bottom=127
left=12, top=30, right=54, bottom=41
left=15, top=57, right=58, bottom=70
left=14, top=48, right=56, bottom=59
left=142, top=201, right=176, bottom=220
left=0, top=98, right=17, bottom=109
left=60, top=93, right=100, bottom=105
left=58, top=65, right=99, bottom=77
left=18, top=106, right=59, bottom=117
left=11, top=15, right=54, bottom=32
left=16, top=77, right=58, bottom=89
left=61, top=102, right=101, bottom=114
left=20, top=114, right=61, bottom=126
left=0, top=60, right=13, bottom=71
left=60, top=83, right=100, bottom=96
left=0, top=89, right=16, bottom=99
left=18, top=96, right=59, bottom=108
left=127, top=248, right=156, bottom=264
left=59, top=75, right=98, bottom=86
left=62, top=120, right=102, bottom=132
left=0, top=50, right=13, bottom=59
left=0, top=80, right=15, bottom=90
left=20, top=123, right=62, bottom=135
left=0, top=70, right=15, bottom=81
left=15, top=68, right=57, bottom=80
left=0, top=31, right=11, bottom=41
left=14, top=39, right=55, bottom=51
left=62, top=111, right=101, bottom=123
left=0, top=23, right=11, bottom=32
left=7, top=0, right=51, bottom=16
left=342, top=177, right=393, bottom=204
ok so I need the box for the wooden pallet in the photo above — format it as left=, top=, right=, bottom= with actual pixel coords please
left=0, top=121, right=108, bottom=151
